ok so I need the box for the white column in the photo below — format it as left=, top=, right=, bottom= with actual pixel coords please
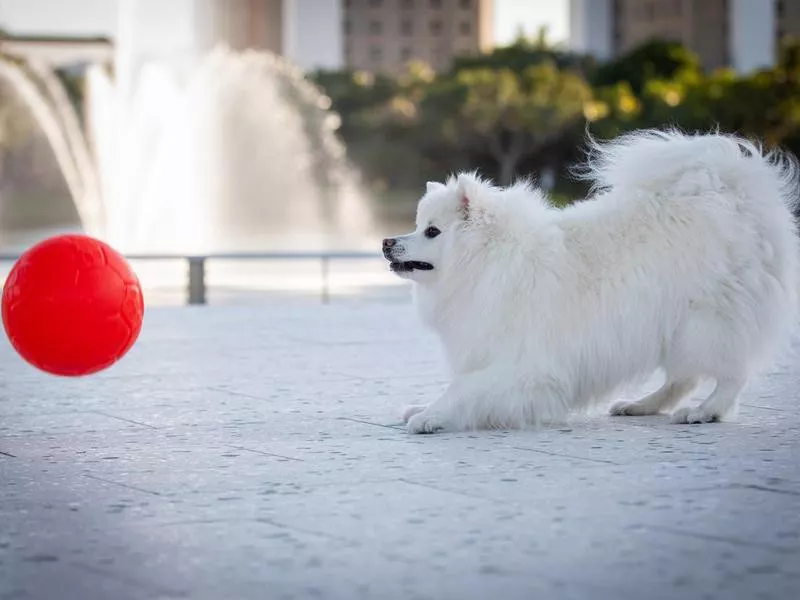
left=569, top=0, right=612, bottom=60
left=729, top=0, right=776, bottom=73
left=282, top=0, right=297, bottom=60
left=283, top=0, right=343, bottom=71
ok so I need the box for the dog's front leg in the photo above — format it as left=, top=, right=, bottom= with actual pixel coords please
left=406, top=366, right=569, bottom=434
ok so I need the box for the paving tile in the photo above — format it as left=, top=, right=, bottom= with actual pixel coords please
left=2, top=304, right=799, bottom=600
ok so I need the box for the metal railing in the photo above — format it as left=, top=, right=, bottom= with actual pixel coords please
left=0, top=251, right=383, bottom=305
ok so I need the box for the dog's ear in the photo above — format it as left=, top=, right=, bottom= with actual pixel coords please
left=456, top=173, right=485, bottom=222
left=426, top=181, right=445, bottom=194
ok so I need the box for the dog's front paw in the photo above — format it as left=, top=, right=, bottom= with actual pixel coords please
left=609, top=400, right=657, bottom=416
left=402, top=404, right=428, bottom=423
left=406, top=410, right=452, bottom=434
left=670, top=406, right=720, bottom=424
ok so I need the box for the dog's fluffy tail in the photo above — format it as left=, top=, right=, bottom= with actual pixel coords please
left=574, top=128, right=800, bottom=214
left=576, top=128, right=800, bottom=364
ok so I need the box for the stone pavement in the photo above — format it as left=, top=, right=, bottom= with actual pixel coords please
left=1, top=302, right=799, bottom=600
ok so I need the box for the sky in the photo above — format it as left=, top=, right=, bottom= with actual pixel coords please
left=0, top=0, right=115, bottom=36
left=0, top=0, right=570, bottom=48
left=495, top=0, right=569, bottom=46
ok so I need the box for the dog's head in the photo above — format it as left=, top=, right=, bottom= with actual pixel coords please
left=383, top=172, right=536, bottom=283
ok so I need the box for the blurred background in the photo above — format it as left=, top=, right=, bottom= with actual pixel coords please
left=0, top=0, right=798, bottom=305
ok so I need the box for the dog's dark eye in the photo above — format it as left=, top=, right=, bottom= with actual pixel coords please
left=424, top=226, right=441, bottom=239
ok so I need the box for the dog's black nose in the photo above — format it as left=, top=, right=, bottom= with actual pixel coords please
left=383, top=238, right=397, bottom=260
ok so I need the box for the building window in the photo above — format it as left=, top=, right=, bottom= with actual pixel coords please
left=401, top=47, right=412, bottom=61
left=401, top=20, right=413, bottom=35
left=430, top=0, right=442, bottom=8
left=369, top=20, right=382, bottom=34
left=459, top=21, right=471, bottom=35
left=370, top=46, right=382, bottom=63
left=430, top=19, right=443, bottom=35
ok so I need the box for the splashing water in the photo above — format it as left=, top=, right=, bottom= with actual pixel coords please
left=90, top=45, right=376, bottom=254
left=1, top=46, right=377, bottom=254
left=0, top=57, right=103, bottom=231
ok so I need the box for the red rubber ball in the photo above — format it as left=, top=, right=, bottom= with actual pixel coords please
left=1, top=234, right=144, bottom=376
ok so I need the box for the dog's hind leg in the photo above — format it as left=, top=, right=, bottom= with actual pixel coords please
left=671, top=375, right=746, bottom=424
left=610, top=376, right=700, bottom=417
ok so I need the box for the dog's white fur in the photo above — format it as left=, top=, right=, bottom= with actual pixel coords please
left=386, top=129, right=800, bottom=434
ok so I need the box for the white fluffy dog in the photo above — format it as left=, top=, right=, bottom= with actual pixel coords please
left=383, top=129, right=800, bottom=434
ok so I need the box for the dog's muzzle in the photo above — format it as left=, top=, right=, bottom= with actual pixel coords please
left=382, top=238, right=434, bottom=273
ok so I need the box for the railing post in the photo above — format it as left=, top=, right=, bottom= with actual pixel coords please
left=321, top=255, right=330, bottom=305
left=188, top=256, right=206, bottom=305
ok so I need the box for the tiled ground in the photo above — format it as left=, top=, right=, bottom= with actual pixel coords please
left=1, top=304, right=799, bottom=600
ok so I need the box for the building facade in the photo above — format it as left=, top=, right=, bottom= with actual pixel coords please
left=195, top=0, right=344, bottom=71
left=198, top=0, right=284, bottom=55
left=0, top=0, right=344, bottom=73
left=342, top=0, right=493, bottom=73
left=570, top=0, right=800, bottom=72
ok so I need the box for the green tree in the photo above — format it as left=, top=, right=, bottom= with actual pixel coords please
left=309, top=68, right=406, bottom=186
left=585, top=81, right=643, bottom=139
left=312, top=36, right=800, bottom=198
left=309, top=68, right=398, bottom=141
left=591, top=39, right=701, bottom=95
left=452, top=28, right=593, bottom=76
left=423, top=61, right=592, bottom=185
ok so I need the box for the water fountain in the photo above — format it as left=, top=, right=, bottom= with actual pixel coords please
left=0, top=5, right=376, bottom=255
left=0, top=56, right=104, bottom=236
left=86, top=46, right=375, bottom=253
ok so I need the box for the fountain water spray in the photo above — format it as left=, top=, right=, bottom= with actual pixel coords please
left=1, top=43, right=376, bottom=254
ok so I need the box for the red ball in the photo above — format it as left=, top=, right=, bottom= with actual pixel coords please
left=2, top=234, right=144, bottom=376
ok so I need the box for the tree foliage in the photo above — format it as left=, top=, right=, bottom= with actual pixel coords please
left=590, top=39, right=702, bottom=94
left=315, top=37, right=800, bottom=197
left=423, top=63, right=592, bottom=184
left=317, top=34, right=800, bottom=197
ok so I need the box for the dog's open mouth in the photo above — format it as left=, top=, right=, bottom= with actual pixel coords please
left=390, top=260, right=434, bottom=273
